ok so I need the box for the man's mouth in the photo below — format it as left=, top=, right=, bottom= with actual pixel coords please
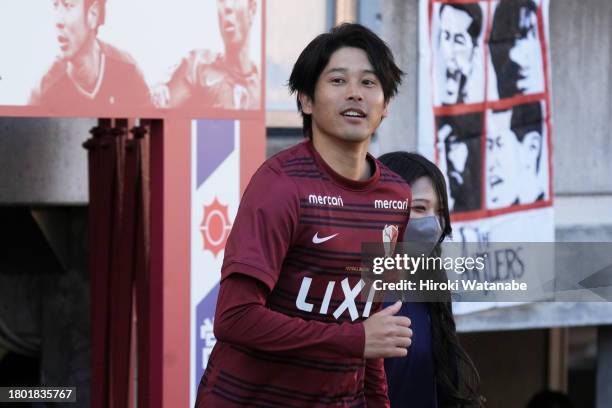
left=57, top=35, right=69, bottom=51
left=224, top=21, right=236, bottom=33
left=340, top=108, right=366, bottom=119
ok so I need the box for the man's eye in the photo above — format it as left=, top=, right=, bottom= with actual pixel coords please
left=455, top=34, right=466, bottom=45
left=331, top=78, right=345, bottom=84
left=362, top=79, right=376, bottom=86
left=411, top=206, right=426, bottom=212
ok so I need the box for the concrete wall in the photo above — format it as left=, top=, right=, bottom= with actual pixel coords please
left=376, top=0, right=419, bottom=155
left=550, top=0, right=612, bottom=195
left=0, top=117, right=93, bottom=205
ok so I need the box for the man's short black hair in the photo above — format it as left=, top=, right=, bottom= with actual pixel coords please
left=510, top=102, right=542, bottom=143
left=510, top=102, right=543, bottom=170
left=288, top=23, right=403, bottom=138
left=489, top=0, right=538, bottom=98
left=438, top=112, right=482, bottom=145
left=437, top=113, right=483, bottom=212
left=439, top=4, right=483, bottom=46
left=491, top=0, right=538, bottom=43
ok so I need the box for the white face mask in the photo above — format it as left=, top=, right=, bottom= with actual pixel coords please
left=403, top=216, right=443, bottom=255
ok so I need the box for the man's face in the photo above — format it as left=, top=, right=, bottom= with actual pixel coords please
left=486, top=110, right=520, bottom=208
left=508, top=8, right=542, bottom=94
left=439, top=6, right=476, bottom=104
left=300, top=47, right=388, bottom=145
left=53, top=0, right=94, bottom=60
left=217, top=0, right=253, bottom=50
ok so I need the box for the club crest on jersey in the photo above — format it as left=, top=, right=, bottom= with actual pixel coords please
left=382, top=224, right=399, bottom=256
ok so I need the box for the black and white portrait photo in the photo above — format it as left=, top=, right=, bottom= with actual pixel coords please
left=489, top=0, right=545, bottom=99
left=437, top=112, right=483, bottom=212
left=434, top=2, right=486, bottom=106
left=486, top=102, right=548, bottom=209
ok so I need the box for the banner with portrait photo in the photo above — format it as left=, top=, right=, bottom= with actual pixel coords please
left=417, top=0, right=554, bottom=314
left=0, top=0, right=264, bottom=118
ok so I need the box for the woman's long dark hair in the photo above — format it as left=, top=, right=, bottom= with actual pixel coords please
left=378, top=151, right=483, bottom=407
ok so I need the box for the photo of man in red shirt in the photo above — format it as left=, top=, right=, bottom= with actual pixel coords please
left=154, top=0, right=261, bottom=110
left=29, top=0, right=151, bottom=109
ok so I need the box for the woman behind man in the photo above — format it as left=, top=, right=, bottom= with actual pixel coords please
left=378, top=152, right=483, bottom=407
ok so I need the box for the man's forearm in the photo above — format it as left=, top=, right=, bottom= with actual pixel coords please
left=214, top=273, right=365, bottom=359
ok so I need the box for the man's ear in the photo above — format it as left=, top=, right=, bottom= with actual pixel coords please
left=298, top=92, right=313, bottom=115
left=86, top=1, right=101, bottom=31
left=382, top=101, right=389, bottom=119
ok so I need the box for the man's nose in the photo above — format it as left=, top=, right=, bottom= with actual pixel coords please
left=346, top=81, right=363, bottom=101
left=54, top=8, right=65, bottom=29
left=222, top=0, right=235, bottom=14
left=488, top=147, right=500, bottom=168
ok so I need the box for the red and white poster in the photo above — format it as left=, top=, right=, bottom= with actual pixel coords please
left=0, top=0, right=264, bottom=118
left=418, top=0, right=554, bottom=313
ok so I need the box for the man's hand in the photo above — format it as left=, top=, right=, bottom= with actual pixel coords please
left=363, top=301, right=412, bottom=358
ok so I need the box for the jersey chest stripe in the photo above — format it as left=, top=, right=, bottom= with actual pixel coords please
left=267, top=302, right=360, bottom=324
left=289, top=249, right=361, bottom=263
left=299, top=221, right=391, bottom=230
left=284, top=263, right=360, bottom=278
left=272, top=286, right=370, bottom=307
left=218, top=371, right=364, bottom=404
left=211, top=387, right=289, bottom=408
left=299, top=205, right=408, bottom=216
left=231, top=346, right=364, bottom=372
left=283, top=156, right=315, bottom=164
left=301, top=214, right=405, bottom=224
left=292, top=245, right=364, bottom=257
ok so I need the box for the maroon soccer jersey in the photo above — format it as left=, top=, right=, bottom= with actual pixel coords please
left=29, top=41, right=151, bottom=109
left=196, top=141, right=411, bottom=407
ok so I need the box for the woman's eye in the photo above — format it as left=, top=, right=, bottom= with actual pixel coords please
left=331, top=78, right=345, bottom=84
left=411, top=206, right=426, bottom=212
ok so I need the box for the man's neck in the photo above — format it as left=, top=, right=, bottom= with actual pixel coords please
left=312, top=133, right=372, bottom=181
left=224, top=43, right=252, bottom=75
left=67, top=38, right=101, bottom=93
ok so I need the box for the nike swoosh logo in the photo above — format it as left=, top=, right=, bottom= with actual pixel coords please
left=312, top=232, right=338, bottom=244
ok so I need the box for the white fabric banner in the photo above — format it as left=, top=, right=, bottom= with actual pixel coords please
left=417, top=0, right=554, bottom=314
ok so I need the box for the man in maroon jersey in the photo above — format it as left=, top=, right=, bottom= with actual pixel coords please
left=29, top=0, right=150, bottom=109
left=196, top=23, right=412, bottom=407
